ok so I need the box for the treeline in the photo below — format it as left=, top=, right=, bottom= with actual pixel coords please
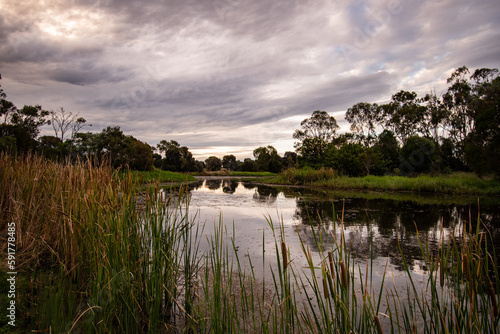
left=1, top=65, right=498, bottom=177
left=295, top=66, right=500, bottom=177
left=0, top=80, right=296, bottom=173
left=152, top=140, right=297, bottom=173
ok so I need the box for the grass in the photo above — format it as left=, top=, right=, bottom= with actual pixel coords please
left=2, top=153, right=500, bottom=333
left=268, top=168, right=500, bottom=195
left=119, top=168, right=196, bottom=183
left=193, top=170, right=276, bottom=177
left=229, top=171, right=276, bottom=177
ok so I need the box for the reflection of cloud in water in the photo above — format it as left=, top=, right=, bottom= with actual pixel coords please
left=187, top=180, right=500, bottom=277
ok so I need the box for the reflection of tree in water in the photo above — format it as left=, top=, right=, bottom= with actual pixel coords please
left=293, top=197, right=338, bottom=225
left=205, top=179, right=222, bottom=190
left=188, top=180, right=204, bottom=191
left=222, top=180, right=238, bottom=194
left=292, top=195, right=500, bottom=272
left=242, top=183, right=255, bottom=190
left=252, top=185, right=280, bottom=204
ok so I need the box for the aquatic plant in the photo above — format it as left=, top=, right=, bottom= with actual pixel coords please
left=2, top=153, right=499, bottom=333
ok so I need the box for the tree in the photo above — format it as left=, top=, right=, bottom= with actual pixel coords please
left=0, top=104, right=50, bottom=153
left=374, top=130, right=400, bottom=173
left=464, top=72, right=500, bottom=176
left=205, top=156, right=222, bottom=171
left=0, top=82, right=16, bottom=124
left=399, top=136, right=437, bottom=175
left=253, top=145, right=282, bottom=172
left=324, top=143, right=366, bottom=177
left=98, top=126, right=136, bottom=168
left=293, top=110, right=339, bottom=166
left=73, top=132, right=101, bottom=158
left=222, top=154, right=238, bottom=171
left=50, top=107, right=89, bottom=142
left=241, top=158, right=256, bottom=172
left=157, top=140, right=182, bottom=171
left=130, top=140, right=154, bottom=171
left=39, top=135, right=65, bottom=160
left=282, top=151, right=297, bottom=169
left=441, top=65, right=475, bottom=160
left=345, top=102, right=382, bottom=139
left=179, top=146, right=197, bottom=172
left=380, top=91, right=428, bottom=144
left=156, top=140, right=198, bottom=172
left=422, top=90, right=449, bottom=142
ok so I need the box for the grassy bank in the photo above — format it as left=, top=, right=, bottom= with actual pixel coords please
left=1, top=153, right=499, bottom=333
left=119, top=168, right=196, bottom=183
left=268, top=168, right=500, bottom=195
left=194, top=170, right=276, bottom=177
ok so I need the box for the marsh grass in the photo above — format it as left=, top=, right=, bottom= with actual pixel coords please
left=2, top=153, right=500, bottom=333
left=120, top=168, right=197, bottom=183
left=270, top=168, right=500, bottom=195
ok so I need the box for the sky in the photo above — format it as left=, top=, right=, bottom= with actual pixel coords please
left=1, top=0, right=499, bottom=160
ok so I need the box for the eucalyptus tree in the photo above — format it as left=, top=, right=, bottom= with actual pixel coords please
left=222, top=154, right=239, bottom=171
left=293, top=110, right=339, bottom=166
left=345, top=102, right=382, bottom=144
left=464, top=70, right=500, bottom=176
left=205, top=156, right=222, bottom=171
left=380, top=90, right=428, bottom=144
left=253, top=145, right=282, bottom=172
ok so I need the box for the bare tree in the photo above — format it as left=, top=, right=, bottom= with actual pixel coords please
left=51, top=107, right=90, bottom=141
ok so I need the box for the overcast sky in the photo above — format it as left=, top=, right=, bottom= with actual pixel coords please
left=1, top=0, right=499, bottom=159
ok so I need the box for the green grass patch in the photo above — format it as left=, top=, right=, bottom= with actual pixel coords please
left=119, top=168, right=196, bottom=183
left=269, top=168, right=500, bottom=195
left=193, top=170, right=276, bottom=177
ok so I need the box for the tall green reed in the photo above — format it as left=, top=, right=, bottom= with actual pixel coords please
left=3, top=153, right=500, bottom=333
left=0, top=153, right=202, bottom=332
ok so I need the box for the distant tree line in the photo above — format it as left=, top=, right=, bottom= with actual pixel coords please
left=294, top=66, right=500, bottom=177
left=0, top=78, right=297, bottom=173
left=1, top=65, right=498, bottom=177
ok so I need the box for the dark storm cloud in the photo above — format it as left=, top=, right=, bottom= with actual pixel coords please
left=45, top=62, right=132, bottom=85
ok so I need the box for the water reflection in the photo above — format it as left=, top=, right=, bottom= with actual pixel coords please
left=187, top=178, right=500, bottom=275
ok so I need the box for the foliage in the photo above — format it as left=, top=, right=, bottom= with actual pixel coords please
left=241, top=158, right=256, bottom=172
left=222, top=154, right=239, bottom=171
left=282, top=151, right=297, bottom=169
left=0, top=104, right=50, bottom=153
left=380, top=90, right=429, bottom=144
left=294, top=110, right=339, bottom=166
left=374, top=130, right=400, bottom=173
left=253, top=145, right=283, bottom=173
left=345, top=102, right=382, bottom=138
left=335, top=65, right=500, bottom=178
left=270, top=169, right=500, bottom=194
left=205, top=155, right=222, bottom=171
left=463, top=75, right=500, bottom=176
left=399, top=135, right=438, bottom=175
left=325, top=143, right=366, bottom=176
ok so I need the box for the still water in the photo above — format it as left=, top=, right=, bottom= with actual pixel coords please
left=180, top=177, right=500, bottom=329
left=186, top=178, right=500, bottom=279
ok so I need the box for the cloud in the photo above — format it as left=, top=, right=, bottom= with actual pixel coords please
left=1, top=0, right=499, bottom=158
left=45, top=62, right=132, bottom=85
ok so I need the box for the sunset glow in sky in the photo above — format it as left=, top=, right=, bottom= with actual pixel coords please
left=1, top=0, right=499, bottom=159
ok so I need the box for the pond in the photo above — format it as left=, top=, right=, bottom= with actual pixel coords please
left=181, top=177, right=500, bottom=330
left=187, top=178, right=500, bottom=274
